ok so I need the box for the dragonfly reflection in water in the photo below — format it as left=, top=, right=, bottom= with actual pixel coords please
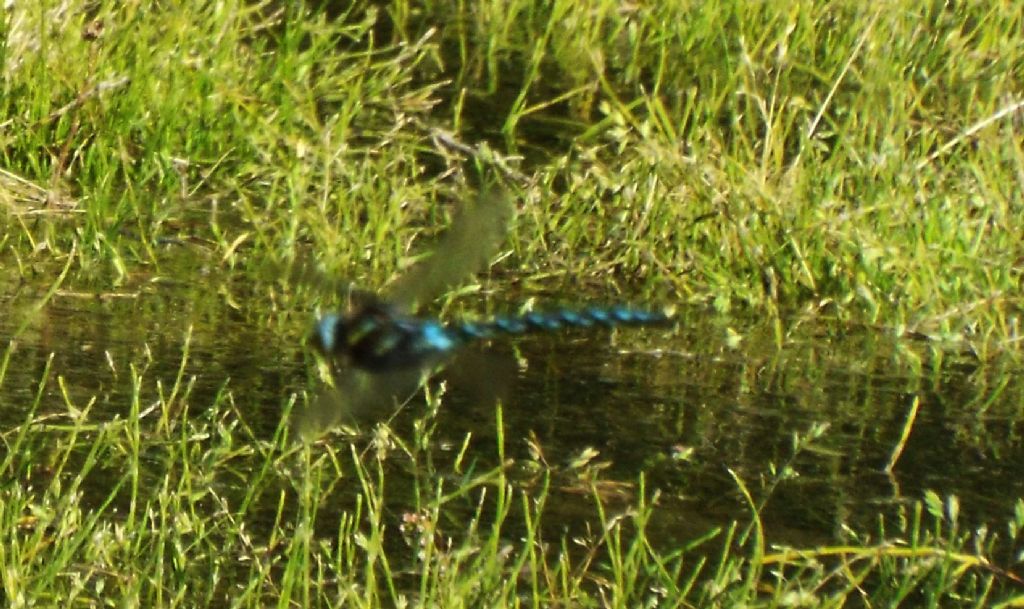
left=297, top=191, right=671, bottom=437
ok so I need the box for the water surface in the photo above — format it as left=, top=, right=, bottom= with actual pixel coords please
left=3, top=275, right=1021, bottom=562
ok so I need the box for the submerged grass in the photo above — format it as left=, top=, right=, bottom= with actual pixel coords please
left=2, top=339, right=1023, bottom=607
left=2, top=0, right=1024, bottom=607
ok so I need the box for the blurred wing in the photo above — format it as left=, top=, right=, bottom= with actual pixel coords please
left=386, top=190, right=513, bottom=310
left=293, top=367, right=426, bottom=440
left=254, top=247, right=361, bottom=312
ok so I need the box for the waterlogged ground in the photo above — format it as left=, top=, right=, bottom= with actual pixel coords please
left=3, top=267, right=1023, bottom=570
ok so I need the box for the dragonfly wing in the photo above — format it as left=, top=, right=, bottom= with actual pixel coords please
left=386, top=190, right=513, bottom=310
left=294, top=367, right=428, bottom=439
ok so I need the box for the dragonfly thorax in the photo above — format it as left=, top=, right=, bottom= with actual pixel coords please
left=313, top=303, right=458, bottom=372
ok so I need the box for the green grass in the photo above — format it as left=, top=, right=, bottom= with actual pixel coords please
left=2, top=0, right=1022, bottom=345
left=3, top=0, right=1024, bottom=606
left=2, top=339, right=1023, bottom=607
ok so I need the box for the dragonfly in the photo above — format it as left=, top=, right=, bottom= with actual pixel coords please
left=298, top=190, right=671, bottom=436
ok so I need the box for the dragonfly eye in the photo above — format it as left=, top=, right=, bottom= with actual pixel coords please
left=312, top=313, right=344, bottom=354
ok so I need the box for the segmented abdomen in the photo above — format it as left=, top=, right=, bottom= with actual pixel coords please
left=451, top=306, right=670, bottom=341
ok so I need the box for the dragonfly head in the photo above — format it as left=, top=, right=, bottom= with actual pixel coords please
left=312, top=313, right=345, bottom=355
left=311, top=302, right=395, bottom=359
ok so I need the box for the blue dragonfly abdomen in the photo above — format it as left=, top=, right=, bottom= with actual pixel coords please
left=452, top=306, right=670, bottom=341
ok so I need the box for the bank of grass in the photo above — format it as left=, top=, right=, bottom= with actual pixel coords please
left=1, top=0, right=1022, bottom=347
left=2, top=0, right=1024, bottom=606
left=2, top=340, right=1022, bottom=607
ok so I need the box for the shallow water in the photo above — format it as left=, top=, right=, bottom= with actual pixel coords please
left=3, top=275, right=1022, bottom=563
